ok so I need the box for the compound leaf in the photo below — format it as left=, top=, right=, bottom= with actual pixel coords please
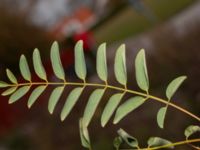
left=33, top=48, right=47, bottom=81
left=114, top=44, right=127, bottom=86
left=148, top=137, right=174, bottom=149
left=79, top=118, right=91, bottom=149
left=83, top=89, right=105, bottom=127
left=9, top=86, right=30, bottom=104
left=75, top=40, right=87, bottom=81
left=20, top=55, right=31, bottom=81
left=0, top=81, right=9, bottom=88
left=114, top=96, right=146, bottom=124
left=184, top=125, right=200, bottom=139
left=135, top=49, right=149, bottom=92
left=157, top=106, right=167, bottom=129
left=6, top=69, right=17, bottom=84
left=97, top=43, right=107, bottom=82
left=117, top=128, right=138, bottom=148
left=101, top=93, right=124, bottom=127
left=28, top=85, right=47, bottom=108
left=61, top=87, right=83, bottom=121
left=48, top=86, right=64, bottom=114
left=166, top=76, right=187, bottom=100
left=50, top=41, right=65, bottom=80
left=2, top=86, right=17, bottom=96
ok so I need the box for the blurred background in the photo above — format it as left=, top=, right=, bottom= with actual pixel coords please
left=0, top=0, right=200, bottom=149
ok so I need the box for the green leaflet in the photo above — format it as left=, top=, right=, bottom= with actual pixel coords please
left=147, top=137, right=174, bottom=149
left=157, top=106, right=167, bottom=129
left=114, top=96, right=146, bottom=124
left=166, top=76, right=187, bottom=100
left=135, top=49, right=149, bottom=92
left=28, top=85, right=47, bottom=108
left=101, top=93, right=124, bottom=127
left=33, top=48, right=47, bottom=81
left=9, top=86, right=30, bottom=104
left=2, top=86, right=17, bottom=96
left=113, top=137, right=122, bottom=150
left=50, top=41, right=65, bottom=80
left=184, top=125, right=200, bottom=139
left=61, top=87, right=83, bottom=121
left=79, top=118, right=91, bottom=149
left=75, top=40, right=87, bottom=80
left=6, top=69, right=17, bottom=84
left=114, top=44, right=127, bottom=86
left=117, top=128, right=139, bottom=148
left=96, top=43, right=107, bottom=82
left=83, top=89, right=105, bottom=127
left=19, top=55, right=31, bottom=81
left=0, top=81, right=9, bottom=88
left=48, top=86, right=64, bottom=114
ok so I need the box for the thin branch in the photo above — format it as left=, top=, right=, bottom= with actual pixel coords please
left=7, top=81, right=200, bottom=122
left=119, top=138, right=200, bottom=150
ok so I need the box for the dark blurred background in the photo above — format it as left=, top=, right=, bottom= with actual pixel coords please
left=0, top=0, right=199, bottom=149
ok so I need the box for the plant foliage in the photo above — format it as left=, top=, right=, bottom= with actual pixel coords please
left=0, top=41, right=199, bottom=150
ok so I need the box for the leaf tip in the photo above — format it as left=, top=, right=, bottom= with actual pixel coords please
left=101, top=121, right=106, bottom=128
left=60, top=115, right=65, bottom=122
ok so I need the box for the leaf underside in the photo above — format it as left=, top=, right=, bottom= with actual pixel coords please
left=114, top=44, right=127, bottom=86
left=28, top=85, right=47, bottom=108
left=166, top=76, right=187, bottom=100
left=135, top=49, right=149, bottom=92
left=61, top=87, right=83, bottom=121
left=75, top=40, right=87, bottom=80
left=96, top=43, right=107, bottom=82
left=79, top=118, right=91, bottom=149
left=83, top=89, right=105, bottom=127
left=157, top=106, right=167, bottom=129
left=101, top=93, right=124, bottom=127
left=19, top=55, right=31, bottom=81
left=48, top=86, right=64, bottom=114
left=117, top=128, right=138, bottom=148
left=148, top=137, right=174, bottom=149
left=33, top=48, right=47, bottom=81
left=184, top=125, right=200, bottom=139
left=114, top=96, right=146, bottom=124
left=50, top=41, right=65, bottom=80
left=9, top=86, right=30, bottom=104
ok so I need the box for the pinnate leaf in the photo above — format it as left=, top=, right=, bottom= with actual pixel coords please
left=184, top=125, right=200, bottom=139
left=2, top=87, right=17, bottom=96
left=28, top=85, right=47, bottom=108
left=50, top=41, right=65, bottom=80
left=114, top=44, right=127, bottom=86
left=157, top=106, right=167, bottom=129
left=79, top=118, right=91, bottom=149
left=117, top=128, right=138, bottom=148
left=0, top=81, right=9, bottom=88
left=6, top=69, right=17, bottom=84
left=114, top=96, right=146, bottom=124
left=101, top=93, right=124, bottom=127
left=33, top=48, right=47, bottom=80
left=48, top=86, right=64, bottom=114
left=135, top=49, right=149, bottom=92
left=148, top=137, right=174, bottom=149
left=83, top=89, right=105, bottom=126
left=19, top=55, right=31, bottom=81
left=97, top=43, right=107, bottom=81
left=166, top=76, right=187, bottom=100
left=61, top=87, right=83, bottom=121
left=75, top=40, right=87, bottom=80
left=9, top=86, right=30, bottom=104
